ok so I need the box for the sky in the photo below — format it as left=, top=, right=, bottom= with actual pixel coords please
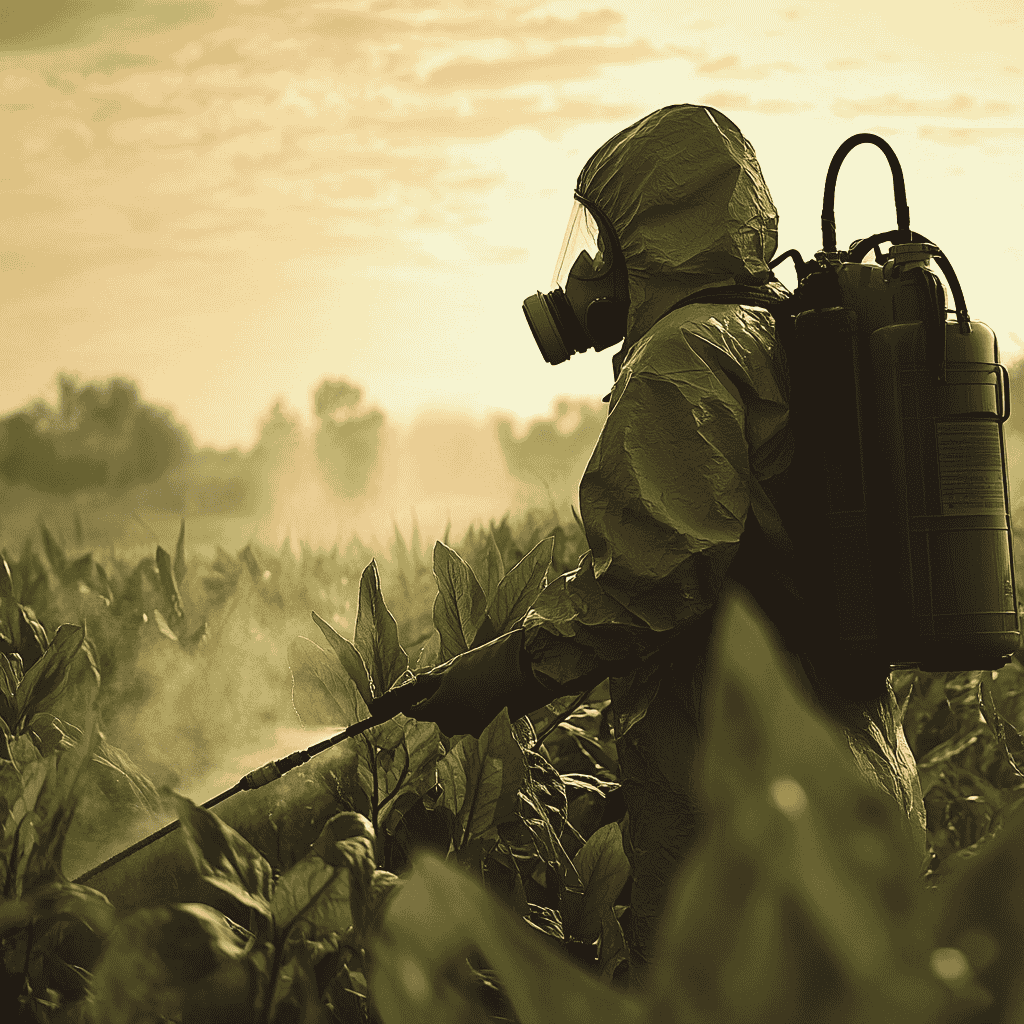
left=1, top=0, right=1022, bottom=450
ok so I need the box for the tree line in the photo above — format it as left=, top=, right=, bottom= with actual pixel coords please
left=0, top=374, right=607, bottom=514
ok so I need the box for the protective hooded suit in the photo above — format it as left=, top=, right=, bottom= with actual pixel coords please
left=509, top=105, right=927, bottom=977
left=410, top=105, right=927, bottom=984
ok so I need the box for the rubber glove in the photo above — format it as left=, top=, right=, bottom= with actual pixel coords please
left=406, top=629, right=553, bottom=737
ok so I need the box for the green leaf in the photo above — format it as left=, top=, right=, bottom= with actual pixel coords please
left=643, top=584, right=945, bottom=1024
left=2, top=757, right=49, bottom=893
left=358, top=718, right=441, bottom=831
left=354, top=560, right=409, bottom=698
left=171, top=792, right=275, bottom=925
left=415, top=630, right=441, bottom=670
left=0, top=556, right=20, bottom=650
left=368, top=849, right=644, bottom=1024
left=489, top=536, right=553, bottom=634
left=526, top=902, right=563, bottom=944
left=567, top=822, right=630, bottom=945
left=288, top=636, right=369, bottom=730
left=311, top=610, right=373, bottom=709
left=67, top=552, right=113, bottom=604
left=272, top=812, right=376, bottom=946
left=929, top=799, right=1024, bottom=1019
left=980, top=669, right=1024, bottom=779
left=239, top=543, right=264, bottom=584
left=155, top=544, right=184, bottom=621
left=484, top=530, right=505, bottom=609
left=14, top=623, right=84, bottom=728
left=598, top=904, right=629, bottom=983
left=432, top=541, right=488, bottom=662
left=436, top=709, right=526, bottom=852
left=182, top=620, right=209, bottom=653
left=175, top=517, right=187, bottom=583
left=91, top=731, right=163, bottom=817
left=90, top=903, right=249, bottom=1024
left=266, top=944, right=325, bottom=1024
left=8, top=705, right=100, bottom=895
left=151, top=608, right=179, bottom=643
left=0, top=655, right=19, bottom=733
left=39, top=522, right=67, bottom=579
left=29, top=880, right=116, bottom=939
left=18, top=606, right=47, bottom=670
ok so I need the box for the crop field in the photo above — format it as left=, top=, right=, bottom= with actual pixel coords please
left=3, top=500, right=1024, bottom=1023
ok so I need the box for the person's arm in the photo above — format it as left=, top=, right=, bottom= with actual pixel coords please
left=524, top=308, right=790, bottom=694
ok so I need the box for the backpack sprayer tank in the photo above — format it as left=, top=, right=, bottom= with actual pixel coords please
left=774, top=134, right=1019, bottom=672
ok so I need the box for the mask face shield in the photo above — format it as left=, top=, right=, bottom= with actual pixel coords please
left=551, top=202, right=611, bottom=290
left=523, top=197, right=628, bottom=365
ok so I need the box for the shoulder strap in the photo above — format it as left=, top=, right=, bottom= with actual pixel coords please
left=661, top=282, right=789, bottom=318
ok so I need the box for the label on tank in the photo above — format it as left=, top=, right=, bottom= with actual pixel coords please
left=935, top=421, right=1005, bottom=515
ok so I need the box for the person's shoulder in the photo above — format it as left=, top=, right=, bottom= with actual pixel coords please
left=627, top=302, right=778, bottom=374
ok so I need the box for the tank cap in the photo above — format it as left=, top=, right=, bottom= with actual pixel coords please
left=884, top=241, right=942, bottom=280
left=891, top=241, right=940, bottom=262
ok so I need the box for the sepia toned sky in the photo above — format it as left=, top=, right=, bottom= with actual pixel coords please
left=1, top=0, right=1022, bottom=449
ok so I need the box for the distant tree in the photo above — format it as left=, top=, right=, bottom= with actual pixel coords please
left=248, top=399, right=302, bottom=472
left=312, top=378, right=384, bottom=499
left=0, top=374, right=192, bottom=494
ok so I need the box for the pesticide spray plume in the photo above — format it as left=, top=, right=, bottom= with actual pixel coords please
left=13, top=394, right=605, bottom=879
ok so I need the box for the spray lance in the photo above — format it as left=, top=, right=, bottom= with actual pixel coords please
left=73, top=632, right=676, bottom=888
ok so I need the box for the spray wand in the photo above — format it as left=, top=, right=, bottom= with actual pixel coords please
left=70, top=647, right=630, bottom=888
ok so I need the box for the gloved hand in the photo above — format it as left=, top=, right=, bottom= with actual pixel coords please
left=403, top=629, right=553, bottom=737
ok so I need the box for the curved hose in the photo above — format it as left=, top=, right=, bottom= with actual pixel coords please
left=821, top=134, right=911, bottom=252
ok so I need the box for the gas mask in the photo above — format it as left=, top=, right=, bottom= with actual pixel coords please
left=522, top=194, right=629, bottom=365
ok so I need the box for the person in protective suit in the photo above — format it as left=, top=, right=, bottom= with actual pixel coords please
left=401, top=104, right=927, bottom=986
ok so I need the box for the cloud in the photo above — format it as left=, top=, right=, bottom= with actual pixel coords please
left=306, top=3, right=627, bottom=45
left=917, top=124, right=1020, bottom=146
left=82, top=51, right=160, bottom=76
left=0, top=0, right=216, bottom=51
left=699, top=90, right=813, bottom=115
left=0, top=0, right=670, bottom=281
left=419, top=39, right=682, bottom=89
left=346, top=94, right=647, bottom=142
left=832, top=93, right=1017, bottom=118
left=694, top=54, right=799, bottom=79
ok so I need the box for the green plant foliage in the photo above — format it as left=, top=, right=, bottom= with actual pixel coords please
left=368, top=849, right=643, bottom=1024
left=489, top=536, right=553, bottom=636
left=4, top=505, right=1024, bottom=1022
left=432, top=541, right=490, bottom=661
left=642, top=585, right=948, bottom=1023
left=436, top=710, right=527, bottom=867
left=567, top=822, right=631, bottom=947
left=354, top=561, right=409, bottom=700
left=89, top=800, right=393, bottom=1023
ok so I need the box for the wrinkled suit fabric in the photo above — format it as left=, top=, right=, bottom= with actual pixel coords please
left=519, top=104, right=927, bottom=983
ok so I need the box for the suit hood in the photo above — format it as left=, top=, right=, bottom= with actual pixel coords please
left=576, top=104, right=780, bottom=345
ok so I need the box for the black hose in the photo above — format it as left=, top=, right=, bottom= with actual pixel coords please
left=821, top=134, right=910, bottom=252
